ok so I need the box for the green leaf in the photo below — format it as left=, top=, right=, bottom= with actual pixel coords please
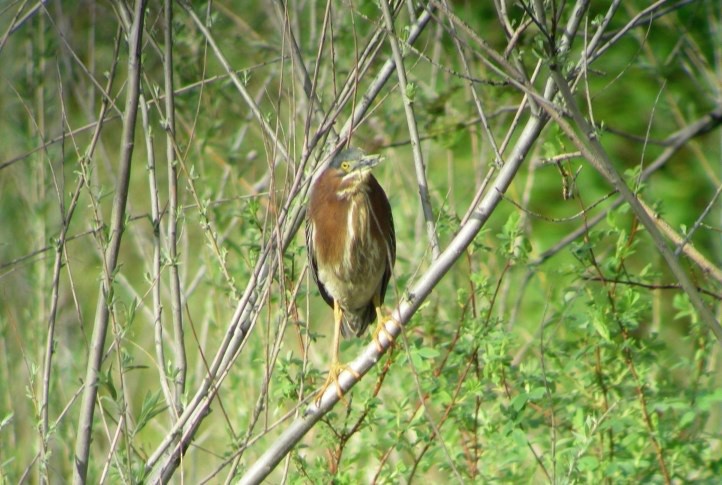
left=592, top=311, right=611, bottom=342
left=578, top=455, right=599, bottom=471
left=135, top=391, right=167, bottom=434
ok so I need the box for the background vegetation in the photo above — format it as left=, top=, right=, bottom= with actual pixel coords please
left=1, top=0, right=721, bottom=482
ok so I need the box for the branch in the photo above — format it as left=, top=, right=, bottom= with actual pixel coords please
left=163, top=0, right=186, bottom=416
left=73, top=0, right=147, bottom=482
left=531, top=105, right=722, bottom=284
left=179, top=1, right=289, bottom=164
left=545, top=68, right=722, bottom=342
left=380, top=0, right=441, bottom=259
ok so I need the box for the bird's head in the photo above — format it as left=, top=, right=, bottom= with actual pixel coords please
left=328, top=147, right=383, bottom=196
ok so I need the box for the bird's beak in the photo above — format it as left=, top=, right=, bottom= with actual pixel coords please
left=356, top=154, right=383, bottom=171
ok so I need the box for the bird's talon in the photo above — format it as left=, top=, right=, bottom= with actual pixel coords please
left=372, top=317, right=400, bottom=352
left=315, top=363, right=358, bottom=404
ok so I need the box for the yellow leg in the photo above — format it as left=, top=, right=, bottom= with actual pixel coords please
left=371, top=294, right=401, bottom=352
left=316, top=301, right=359, bottom=403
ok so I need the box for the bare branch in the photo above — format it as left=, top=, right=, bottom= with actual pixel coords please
left=380, top=0, right=441, bottom=260
left=73, top=1, right=148, bottom=481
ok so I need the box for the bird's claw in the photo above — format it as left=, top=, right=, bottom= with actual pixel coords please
left=372, top=317, right=401, bottom=353
left=315, top=362, right=360, bottom=404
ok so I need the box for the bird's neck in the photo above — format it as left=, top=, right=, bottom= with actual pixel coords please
left=337, top=173, right=371, bottom=199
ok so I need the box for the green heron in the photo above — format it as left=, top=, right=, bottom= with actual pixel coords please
left=306, top=147, right=396, bottom=399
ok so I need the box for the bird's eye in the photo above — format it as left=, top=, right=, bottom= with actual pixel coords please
left=340, top=161, right=350, bottom=172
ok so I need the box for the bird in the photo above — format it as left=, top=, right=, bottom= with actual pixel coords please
left=305, top=147, right=396, bottom=401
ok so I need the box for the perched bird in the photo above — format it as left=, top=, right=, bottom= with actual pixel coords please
left=306, top=147, right=396, bottom=399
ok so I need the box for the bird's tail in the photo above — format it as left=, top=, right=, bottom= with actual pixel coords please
left=340, top=304, right=376, bottom=338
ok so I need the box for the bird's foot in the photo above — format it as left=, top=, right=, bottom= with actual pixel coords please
left=315, top=362, right=360, bottom=404
left=372, top=315, right=401, bottom=353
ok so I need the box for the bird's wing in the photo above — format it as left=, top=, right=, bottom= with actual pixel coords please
left=375, top=181, right=396, bottom=305
left=305, top=218, right=334, bottom=308
left=380, top=204, right=395, bottom=304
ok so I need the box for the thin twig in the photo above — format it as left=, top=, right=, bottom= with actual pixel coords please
left=139, top=95, right=175, bottom=413
left=380, top=0, right=441, bottom=260
left=73, top=1, right=148, bottom=481
left=163, top=0, right=187, bottom=416
left=545, top=68, right=722, bottom=342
